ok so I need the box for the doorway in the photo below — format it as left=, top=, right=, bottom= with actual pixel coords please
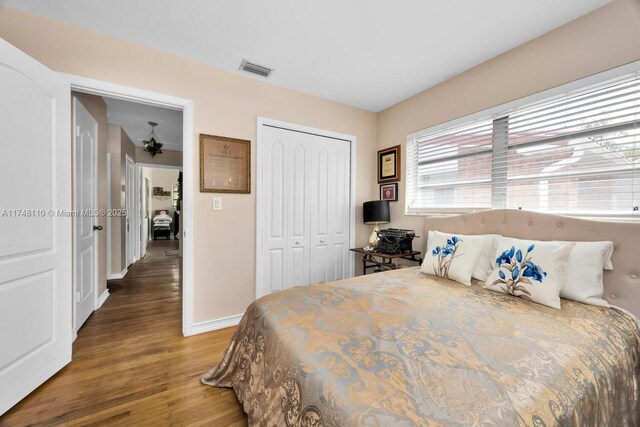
left=138, top=164, right=182, bottom=259
left=68, top=74, right=195, bottom=336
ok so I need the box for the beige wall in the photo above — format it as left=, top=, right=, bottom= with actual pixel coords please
left=0, top=6, right=378, bottom=325
left=107, top=123, right=136, bottom=274
left=376, top=0, right=640, bottom=249
left=71, top=91, right=108, bottom=296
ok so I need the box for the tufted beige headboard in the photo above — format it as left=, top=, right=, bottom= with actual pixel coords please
left=424, top=209, right=640, bottom=317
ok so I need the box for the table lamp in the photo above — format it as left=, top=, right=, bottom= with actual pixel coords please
left=363, top=200, right=390, bottom=249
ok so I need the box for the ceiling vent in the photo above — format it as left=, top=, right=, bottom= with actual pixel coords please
left=239, top=59, right=273, bottom=78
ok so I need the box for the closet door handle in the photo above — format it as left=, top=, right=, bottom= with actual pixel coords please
left=320, top=240, right=325, bottom=244
left=295, top=241, right=301, bottom=245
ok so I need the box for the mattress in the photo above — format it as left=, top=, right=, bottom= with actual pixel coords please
left=202, top=267, right=640, bottom=426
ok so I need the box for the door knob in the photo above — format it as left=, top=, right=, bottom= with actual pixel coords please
left=295, top=241, right=301, bottom=245
left=320, top=240, right=325, bottom=244
left=93, top=225, right=103, bottom=231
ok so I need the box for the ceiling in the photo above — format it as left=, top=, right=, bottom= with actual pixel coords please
left=2, top=0, right=611, bottom=112
left=103, top=97, right=183, bottom=151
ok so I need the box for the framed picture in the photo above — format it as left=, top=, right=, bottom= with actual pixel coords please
left=377, top=145, right=401, bottom=183
left=153, top=187, right=164, bottom=196
left=380, top=183, right=398, bottom=202
left=200, top=134, right=251, bottom=193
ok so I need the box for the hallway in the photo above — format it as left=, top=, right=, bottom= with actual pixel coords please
left=1, top=241, right=246, bottom=426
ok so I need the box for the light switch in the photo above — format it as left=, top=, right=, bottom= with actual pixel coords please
left=213, top=197, right=222, bottom=211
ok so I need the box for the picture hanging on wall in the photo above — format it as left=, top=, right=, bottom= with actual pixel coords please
left=377, top=145, right=401, bottom=183
left=200, top=133, right=251, bottom=193
left=153, top=187, right=164, bottom=196
left=380, top=183, right=398, bottom=201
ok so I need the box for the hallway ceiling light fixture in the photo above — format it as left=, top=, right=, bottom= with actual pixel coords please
left=143, top=121, right=163, bottom=157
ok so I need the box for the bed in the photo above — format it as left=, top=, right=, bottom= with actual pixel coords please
left=152, top=210, right=172, bottom=240
left=202, top=209, right=640, bottom=426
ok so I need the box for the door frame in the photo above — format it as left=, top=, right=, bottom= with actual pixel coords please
left=135, top=163, right=183, bottom=260
left=255, top=117, right=357, bottom=299
left=125, top=153, right=135, bottom=267
left=71, top=97, right=99, bottom=339
left=63, top=73, right=196, bottom=336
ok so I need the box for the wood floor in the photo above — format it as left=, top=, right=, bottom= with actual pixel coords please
left=1, top=240, right=247, bottom=426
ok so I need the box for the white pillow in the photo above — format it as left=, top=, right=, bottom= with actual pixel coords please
left=420, top=231, right=485, bottom=285
left=485, top=237, right=575, bottom=309
left=560, top=241, right=613, bottom=307
left=428, top=231, right=500, bottom=281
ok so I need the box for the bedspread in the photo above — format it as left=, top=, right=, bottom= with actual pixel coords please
left=202, top=267, right=640, bottom=426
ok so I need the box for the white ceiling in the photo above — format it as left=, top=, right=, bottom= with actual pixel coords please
left=103, top=97, right=183, bottom=151
left=3, top=0, right=611, bottom=112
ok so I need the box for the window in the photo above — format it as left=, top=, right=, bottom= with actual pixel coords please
left=406, top=70, right=640, bottom=219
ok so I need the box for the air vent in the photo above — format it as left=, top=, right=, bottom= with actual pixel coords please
left=239, top=59, right=273, bottom=78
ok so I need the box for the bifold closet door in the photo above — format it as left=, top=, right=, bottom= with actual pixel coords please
left=261, top=125, right=351, bottom=295
left=309, top=135, right=351, bottom=284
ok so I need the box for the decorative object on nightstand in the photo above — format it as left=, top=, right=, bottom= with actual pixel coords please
left=363, top=200, right=390, bottom=251
left=376, top=228, right=417, bottom=254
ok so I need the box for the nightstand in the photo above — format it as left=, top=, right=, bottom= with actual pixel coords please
left=350, top=248, right=422, bottom=275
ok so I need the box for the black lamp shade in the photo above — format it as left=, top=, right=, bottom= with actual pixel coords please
left=363, top=200, right=390, bottom=224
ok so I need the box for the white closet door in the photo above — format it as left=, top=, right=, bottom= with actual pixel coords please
left=263, top=126, right=311, bottom=293
left=309, top=136, right=351, bottom=284
left=260, top=125, right=351, bottom=295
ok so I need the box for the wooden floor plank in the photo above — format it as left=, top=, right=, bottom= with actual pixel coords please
left=0, top=240, right=247, bottom=426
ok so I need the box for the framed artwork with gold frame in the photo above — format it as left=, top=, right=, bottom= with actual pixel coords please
left=200, top=133, right=251, bottom=193
left=377, top=145, right=401, bottom=183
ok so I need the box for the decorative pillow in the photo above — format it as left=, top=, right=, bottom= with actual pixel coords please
left=485, top=237, right=575, bottom=309
left=420, top=231, right=485, bottom=285
left=427, top=231, right=500, bottom=281
left=560, top=241, right=613, bottom=307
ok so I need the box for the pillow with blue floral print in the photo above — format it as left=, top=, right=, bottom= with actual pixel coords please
left=420, top=231, right=485, bottom=285
left=485, top=237, right=575, bottom=309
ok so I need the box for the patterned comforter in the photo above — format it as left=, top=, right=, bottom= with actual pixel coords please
left=202, top=267, right=640, bottom=426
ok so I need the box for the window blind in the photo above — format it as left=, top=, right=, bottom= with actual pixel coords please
left=406, top=71, right=640, bottom=218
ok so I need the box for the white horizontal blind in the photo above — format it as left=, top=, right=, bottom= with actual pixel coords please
left=407, top=119, right=494, bottom=211
left=407, top=71, right=640, bottom=218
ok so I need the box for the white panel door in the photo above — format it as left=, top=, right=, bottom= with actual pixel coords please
left=310, top=135, right=351, bottom=283
left=0, top=38, right=72, bottom=415
left=73, top=98, right=98, bottom=331
left=260, top=125, right=350, bottom=295
left=264, top=133, right=286, bottom=292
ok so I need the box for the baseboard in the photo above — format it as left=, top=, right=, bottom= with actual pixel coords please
left=107, top=267, right=128, bottom=280
left=97, top=289, right=110, bottom=309
left=190, top=314, right=243, bottom=335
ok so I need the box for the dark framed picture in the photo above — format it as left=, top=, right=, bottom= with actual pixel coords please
left=377, top=145, right=401, bottom=183
left=200, top=133, right=251, bottom=193
left=153, top=187, right=164, bottom=196
left=380, top=183, right=398, bottom=202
